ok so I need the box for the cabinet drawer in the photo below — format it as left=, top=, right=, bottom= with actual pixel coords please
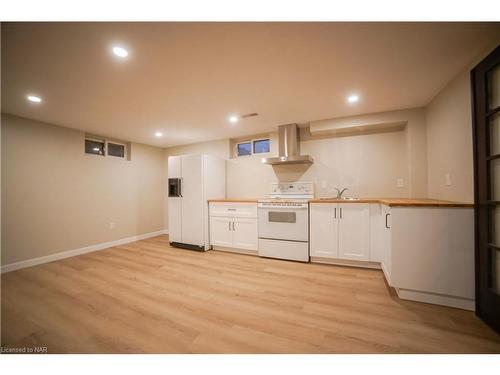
left=209, top=203, right=257, bottom=218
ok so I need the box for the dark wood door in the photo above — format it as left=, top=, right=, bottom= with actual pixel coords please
left=472, top=44, right=500, bottom=333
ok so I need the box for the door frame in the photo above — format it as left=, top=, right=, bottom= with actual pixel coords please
left=471, top=44, right=500, bottom=333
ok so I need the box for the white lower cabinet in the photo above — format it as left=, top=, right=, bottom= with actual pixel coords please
left=209, top=216, right=233, bottom=248
left=338, top=204, right=370, bottom=261
left=231, top=217, right=258, bottom=250
left=385, top=206, right=475, bottom=310
left=209, top=203, right=258, bottom=252
left=310, top=204, right=338, bottom=258
left=310, top=203, right=370, bottom=261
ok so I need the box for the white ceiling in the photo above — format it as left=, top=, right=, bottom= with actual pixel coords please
left=2, top=22, right=499, bottom=148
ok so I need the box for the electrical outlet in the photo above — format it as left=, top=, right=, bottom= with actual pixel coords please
left=109, top=222, right=116, bottom=229
left=397, top=178, right=404, bottom=188
left=445, top=173, right=452, bottom=186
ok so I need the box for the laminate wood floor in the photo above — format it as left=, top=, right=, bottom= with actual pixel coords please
left=2, top=235, right=499, bottom=353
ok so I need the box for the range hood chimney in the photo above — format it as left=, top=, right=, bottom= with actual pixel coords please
left=262, top=124, right=313, bottom=165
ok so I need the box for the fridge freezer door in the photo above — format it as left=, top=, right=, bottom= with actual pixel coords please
left=180, top=154, right=204, bottom=247
left=168, top=197, right=182, bottom=243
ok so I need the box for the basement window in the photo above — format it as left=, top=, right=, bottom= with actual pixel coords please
left=107, top=142, right=126, bottom=158
left=236, top=141, right=252, bottom=156
left=85, top=138, right=105, bottom=156
left=236, top=138, right=270, bottom=157
left=85, top=136, right=129, bottom=159
left=253, top=138, right=270, bottom=154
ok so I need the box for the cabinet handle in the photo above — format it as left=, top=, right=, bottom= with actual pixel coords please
left=227, top=208, right=236, bottom=211
left=334, top=207, right=337, bottom=219
left=340, top=207, right=343, bottom=219
left=229, top=221, right=231, bottom=231
left=385, top=213, right=391, bottom=229
left=232, top=222, right=236, bottom=231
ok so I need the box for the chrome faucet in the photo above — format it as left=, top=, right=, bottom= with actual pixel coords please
left=334, top=188, right=349, bottom=199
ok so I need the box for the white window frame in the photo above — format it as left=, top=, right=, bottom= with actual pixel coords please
left=236, top=138, right=270, bottom=157
left=236, top=140, right=253, bottom=157
left=252, top=138, right=271, bottom=155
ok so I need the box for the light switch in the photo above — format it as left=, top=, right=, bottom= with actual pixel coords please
left=397, top=178, right=404, bottom=188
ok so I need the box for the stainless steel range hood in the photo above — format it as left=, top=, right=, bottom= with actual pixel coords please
left=262, top=124, right=313, bottom=165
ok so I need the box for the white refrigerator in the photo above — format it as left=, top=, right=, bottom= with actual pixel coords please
left=167, top=154, right=225, bottom=251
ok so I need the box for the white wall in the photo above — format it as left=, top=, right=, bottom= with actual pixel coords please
left=1, top=114, right=165, bottom=265
left=164, top=139, right=231, bottom=160
left=226, top=127, right=411, bottom=199
left=425, top=69, right=475, bottom=203
left=425, top=40, right=500, bottom=204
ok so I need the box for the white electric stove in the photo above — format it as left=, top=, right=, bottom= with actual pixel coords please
left=257, top=182, right=313, bottom=262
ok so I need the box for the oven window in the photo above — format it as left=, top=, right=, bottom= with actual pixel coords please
left=269, top=211, right=296, bottom=223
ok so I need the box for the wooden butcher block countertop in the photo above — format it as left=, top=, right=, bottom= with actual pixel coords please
left=208, top=199, right=259, bottom=203
left=309, top=198, right=473, bottom=207
left=209, top=198, right=473, bottom=207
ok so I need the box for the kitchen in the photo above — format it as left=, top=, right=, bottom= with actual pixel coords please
left=167, top=122, right=475, bottom=310
left=1, top=21, right=500, bottom=360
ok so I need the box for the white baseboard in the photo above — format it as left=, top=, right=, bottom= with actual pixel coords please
left=310, top=256, right=382, bottom=270
left=396, top=288, right=475, bottom=311
left=1, top=229, right=169, bottom=274
left=212, top=245, right=259, bottom=257
left=381, top=262, right=391, bottom=284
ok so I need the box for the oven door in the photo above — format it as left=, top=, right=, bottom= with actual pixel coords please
left=258, top=206, right=308, bottom=242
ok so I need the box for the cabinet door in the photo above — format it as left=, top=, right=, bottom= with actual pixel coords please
left=232, top=218, right=258, bottom=250
left=338, top=203, right=370, bottom=261
left=210, top=217, right=232, bottom=247
left=310, top=204, right=338, bottom=258
left=369, top=204, right=382, bottom=262
left=381, top=205, right=393, bottom=284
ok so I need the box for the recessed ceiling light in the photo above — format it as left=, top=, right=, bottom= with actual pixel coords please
left=347, top=95, right=359, bottom=103
left=27, top=95, right=42, bottom=103
left=155, top=132, right=163, bottom=137
left=112, top=46, right=129, bottom=58
left=93, top=147, right=100, bottom=151
left=229, top=115, right=239, bottom=124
